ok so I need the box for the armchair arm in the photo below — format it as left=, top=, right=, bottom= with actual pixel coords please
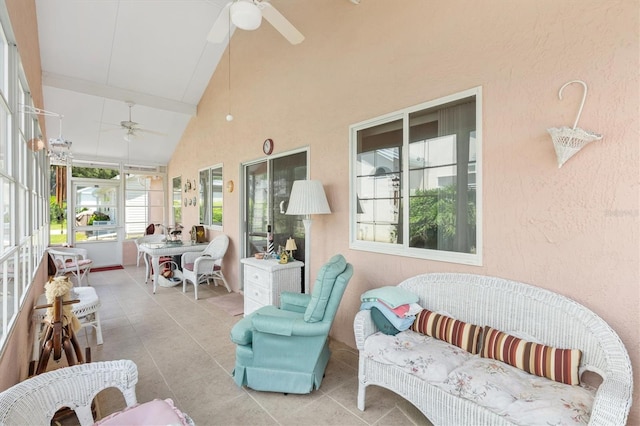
left=181, top=251, right=204, bottom=267
left=280, top=292, right=311, bottom=313
left=589, top=374, right=633, bottom=425
left=353, top=309, right=379, bottom=351
left=252, top=314, right=330, bottom=338
left=193, top=256, right=216, bottom=273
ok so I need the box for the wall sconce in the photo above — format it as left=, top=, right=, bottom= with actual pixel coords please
left=226, top=180, right=234, bottom=193
left=28, top=138, right=45, bottom=151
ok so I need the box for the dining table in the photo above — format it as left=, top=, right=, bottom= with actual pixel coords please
left=138, top=240, right=210, bottom=294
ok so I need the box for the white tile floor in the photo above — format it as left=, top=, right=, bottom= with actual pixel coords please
left=65, top=266, right=432, bottom=425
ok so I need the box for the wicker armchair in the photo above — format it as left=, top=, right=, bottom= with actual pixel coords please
left=0, top=360, right=193, bottom=425
left=0, top=360, right=137, bottom=425
left=48, top=247, right=93, bottom=286
left=134, top=234, right=165, bottom=267
left=181, top=234, right=230, bottom=299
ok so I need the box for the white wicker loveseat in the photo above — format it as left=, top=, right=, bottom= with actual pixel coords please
left=354, top=273, right=633, bottom=425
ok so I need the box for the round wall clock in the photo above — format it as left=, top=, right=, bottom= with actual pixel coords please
left=263, top=138, right=274, bottom=155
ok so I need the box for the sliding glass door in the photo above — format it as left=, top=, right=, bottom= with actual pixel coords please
left=243, top=150, right=307, bottom=268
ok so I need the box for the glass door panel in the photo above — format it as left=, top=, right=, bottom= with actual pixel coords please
left=245, top=162, right=268, bottom=255
left=74, top=183, right=118, bottom=242
left=244, top=152, right=307, bottom=262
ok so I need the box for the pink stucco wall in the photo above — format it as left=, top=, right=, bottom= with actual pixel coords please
left=169, top=1, right=639, bottom=420
left=3, top=0, right=637, bottom=422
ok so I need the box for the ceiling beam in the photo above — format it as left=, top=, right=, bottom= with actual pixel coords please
left=42, top=71, right=197, bottom=116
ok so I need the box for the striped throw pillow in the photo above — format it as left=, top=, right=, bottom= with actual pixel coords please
left=481, top=326, right=582, bottom=385
left=411, top=309, right=482, bottom=354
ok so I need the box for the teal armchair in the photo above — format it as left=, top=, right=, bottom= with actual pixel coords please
left=230, top=254, right=353, bottom=394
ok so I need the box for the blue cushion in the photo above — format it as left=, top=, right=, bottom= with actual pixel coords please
left=304, top=254, right=347, bottom=322
left=360, top=285, right=419, bottom=308
left=370, top=307, right=400, bottom=335
left=360, top=301, right=416, bottom=330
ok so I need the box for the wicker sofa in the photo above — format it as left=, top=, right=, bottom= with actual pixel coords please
left=354, top=273, right=633, bottom=425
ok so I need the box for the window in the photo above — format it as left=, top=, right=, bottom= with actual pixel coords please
left=124, top=170, right=165, bottom=239
left=198, top=165, right=223, bottom=227
left=0, top=9, right=49, bottom=351
left=350, top=87, right=482, bottom=265
left=172, top=176, right=182, bottom=225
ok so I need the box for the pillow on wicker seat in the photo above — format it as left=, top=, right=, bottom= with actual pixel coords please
left=96, top=398, right=193, bottom=425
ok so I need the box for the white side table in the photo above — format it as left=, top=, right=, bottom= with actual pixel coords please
left=241, top=257, right=304, bottom=316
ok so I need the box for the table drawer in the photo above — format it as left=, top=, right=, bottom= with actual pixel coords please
left=244, top=265, right=271, bottom=286
left=244, top=296, right=263, bottom=317
left=244, top=281, right=271, bottom=306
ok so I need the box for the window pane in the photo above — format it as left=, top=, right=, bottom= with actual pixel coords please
left=198, top=169, right=209, bottom=224
left=408, top=97, right=476, bottom=253
left=1, top=180, right=11, bottom=251
left=75, top=184, right=118, bottom=242
left=211, top=167, right=223, bottom=226
left=125, top=174, right=165, bottom=239
left=355, top=118, right=402, bottom=245
left=172, top=177, right=181, bottom=225
left=0, top=105, right=8, bottom=173
left=0, top=26, right=7, bottom=97
left=0, top=255, right=16, bottom=344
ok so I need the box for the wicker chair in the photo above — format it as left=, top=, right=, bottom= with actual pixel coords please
left=134, top=234, right=166, bottom=267
left=0, top=360, right=193, bottom=425
left=0, top=360, right=136, bottom=425
left=47, top=247, right=93, bottom=286
left=181, top=234, right=230, bottom=299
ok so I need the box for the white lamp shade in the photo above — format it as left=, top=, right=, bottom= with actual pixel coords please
left=231, top=1, right=262, bottom=30
left=286, top=180, right=331, bottom=215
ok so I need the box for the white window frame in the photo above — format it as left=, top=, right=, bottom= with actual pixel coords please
left=349, top=86, right=483, bottom=266
left=198, top=163, right=223, bottom=230
left=0, top=4, right=50, bottom=354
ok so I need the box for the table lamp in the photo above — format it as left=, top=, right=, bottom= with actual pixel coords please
left=285, top=237, right=297, bottom=259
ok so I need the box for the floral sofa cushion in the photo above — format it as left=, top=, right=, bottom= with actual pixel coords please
left=434, top=357, right=595, bottom=425
left=363, top=330, right=473, bottom=383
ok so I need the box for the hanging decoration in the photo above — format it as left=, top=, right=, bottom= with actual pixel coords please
left=55, top=165, right=67, bottom=208
left=547, top=80, right=602, bottom=168
left=21, top=105, right=73, bottom=164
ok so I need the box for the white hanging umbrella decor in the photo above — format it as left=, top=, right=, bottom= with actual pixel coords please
left=547, top=80, right=602, bottom=168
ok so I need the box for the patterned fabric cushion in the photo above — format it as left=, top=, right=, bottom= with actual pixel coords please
left=363, top=330, right=473, bottom=383
left=411, top=309, right=482, bottom=354
left=481, top=326, right=582, bottom=385
left=435, top=357, right=595, bottom=425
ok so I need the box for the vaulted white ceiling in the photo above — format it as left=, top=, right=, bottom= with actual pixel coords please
left=35, top=0, right=232, bottom=165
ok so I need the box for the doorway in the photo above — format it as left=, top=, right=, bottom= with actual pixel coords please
left=72, top=179, right=121, bottom=267
left=243, top=150, right=307, bottom=287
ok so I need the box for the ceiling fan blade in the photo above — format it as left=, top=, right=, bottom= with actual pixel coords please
left=207, top=2, right=232, bottom=43
left=137, top=128, right=167, bottom=137
left=260, top=2, right=304, bottom=45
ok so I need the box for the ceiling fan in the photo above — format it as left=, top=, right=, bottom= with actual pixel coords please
left=207, top=0, right=304, bottom=45
left=116, top=102, right=164, bottom=142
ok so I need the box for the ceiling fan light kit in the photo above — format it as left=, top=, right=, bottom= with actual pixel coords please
left=207, top=0, right=304, bottom=45
left=231, top=1, right=262, bottom=30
